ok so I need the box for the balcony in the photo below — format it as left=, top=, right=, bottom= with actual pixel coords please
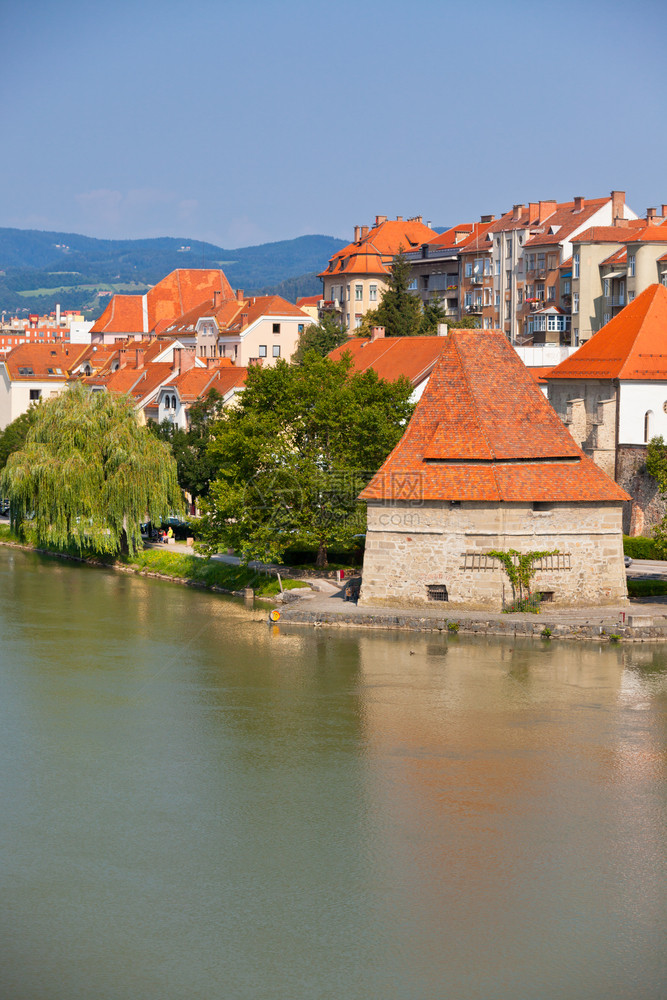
left=466, top=302, right=483, bottom=314
left=471, top=275, right=484, bottom=285
left=611, top=296, right=625, bottom=307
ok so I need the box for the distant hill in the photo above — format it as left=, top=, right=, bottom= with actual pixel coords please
left=0, top=228, right=343, bottom=318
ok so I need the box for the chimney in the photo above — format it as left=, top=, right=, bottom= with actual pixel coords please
left=375, top=215, right=387, bottom=226
left=662, top=205, right=667, bottom=218
left=415, top=216, right=422, bottom=224
left=573, top=195, right=585, bottom=212
left=213, top=290, right=221, bottom=308
left=370, top=326, right=385, bottom=342
left=396, top=215, right=403, bottom=222
left=611, top=189, right=625, bottom=222
left=172, top=347, right=196, bottom=374
left=528, top=202, right=539, bottom=223
left=360, top=225, right=369, bottom=238
left=646, top=207, right=658, bottom=224
left=354, top=225, right=361, bottom=241
left=135, top=348, right=145, bottom=368
left=538, top=200, right=557, bottom=223
left=56, top=303, right=61, bottom=326
left=436, top=323, right=448, bottom=337
left=512, top=204, right=524, bottom=221
left=118, top=348, right=129, bottom=368
left=480, top=214, right=495, bottom=224
left=235, top=288, right=244, bottom=301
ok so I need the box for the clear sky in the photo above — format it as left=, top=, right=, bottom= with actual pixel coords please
left=2, top=0, right=666, bottom=247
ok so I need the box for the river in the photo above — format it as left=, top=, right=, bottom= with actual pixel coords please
left=1, top=547, right=666, bottom=1000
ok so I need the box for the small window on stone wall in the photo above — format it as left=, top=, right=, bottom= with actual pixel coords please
left=427, top=585, right=449, bottom=602
left=533, top=502, right=553, bottom=512
left=537, top=591, right=554, bottom=603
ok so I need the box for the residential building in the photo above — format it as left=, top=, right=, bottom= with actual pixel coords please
left=90, top=269, right=235, bottom=344
left=163, top=292, right=312, bottom=366
left=295, top=295, right=322, bottom=322
left=328, top=325, right=449, bottom=402
left=0, top=343, right=88, bottom=429
left=546, top=283, right=667, bottom=534
left=357, top=328, right=628, bottom=609
left=155, top=362, right=248, bottom=430
left=571, top=209, right=667, bottom=342
left=319, top=215, right=437, bottom=331
left=404, top=219, right=496, bottom=320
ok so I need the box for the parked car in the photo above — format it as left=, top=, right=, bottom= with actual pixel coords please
left=624, top=555, right=633, bottom=568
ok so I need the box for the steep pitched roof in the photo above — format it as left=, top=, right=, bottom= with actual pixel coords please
left=523, top=198, right=609, bottom=247
left=320, top=218, right=438, bottom=277
left=360, top=329, right=628, bottom=504
left=91, top=269, right=235, bottom=335
left=548, top=284, right=667, bottom=381
left=161, top=364, right=248, bottom=402
left=328, top=335, right=447, bottom=386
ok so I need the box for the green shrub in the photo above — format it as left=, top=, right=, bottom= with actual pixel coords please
left=447, top=622, right=460, bottom=632
left=541, top=627, right=552, bottom=638
left=627, top=578, right=667, bottom=597
left=623, top=536, right=663, bottom=560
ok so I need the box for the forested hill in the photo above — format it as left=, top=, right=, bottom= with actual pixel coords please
left=0, top=229, right=345, bottom=318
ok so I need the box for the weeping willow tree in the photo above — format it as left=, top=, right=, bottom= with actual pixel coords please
left=0, top=384, right=183, bottom=556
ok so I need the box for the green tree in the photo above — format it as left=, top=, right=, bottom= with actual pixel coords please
left=0, top=406, right=39, bottom=472
left=645, top=436, right=667, bottom=553
left=0, top=383, right=182, bottom=555
left=292, top=313, right=349, bottom=362
left=419, top=296, right=447, bottom=335
left=152, top=388, right=225, bottom=510
left=373, top=249, right=423, bottom=337
left=200, top=354, right=414, bottom=566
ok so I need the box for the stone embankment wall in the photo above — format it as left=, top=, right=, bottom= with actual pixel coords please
left=359, top=500, right=627, bottom=609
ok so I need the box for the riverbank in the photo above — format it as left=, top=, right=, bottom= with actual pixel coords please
left=0, top=527, right=310, bottom=600
left=277, top=587, right=667, bottom=643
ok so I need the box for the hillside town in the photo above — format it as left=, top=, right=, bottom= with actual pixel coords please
left=1, top=188, right=667, bottom=609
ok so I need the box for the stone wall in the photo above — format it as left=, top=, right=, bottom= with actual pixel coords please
left=359, top=500, right=627, bottom=610
left=616, top=444, right=666, bottom=535
left=547, top=379, right=617, bottom=478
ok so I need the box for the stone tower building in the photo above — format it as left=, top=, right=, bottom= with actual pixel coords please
left=358, top=328, right=629, bottom=610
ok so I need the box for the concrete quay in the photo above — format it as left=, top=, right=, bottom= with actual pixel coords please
left=276, top=586, right=667, bottom=643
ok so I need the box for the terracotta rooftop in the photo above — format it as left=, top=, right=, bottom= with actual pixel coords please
left=328, top=335, right=447, bottom=386
left=548, top=284, right=667, bottom=381
left=320, top=217, right=438, bottom=277
left=523, top=198, right=610, bottom=247
left=3, top=343, right=88, bottom=380
left=573, top=221, right=648, bottom=244
left=91, top=269, right=235, bottom=335
left=161, top=364, right=248, bottom=402
left=360, top=329, right=628, bottom=504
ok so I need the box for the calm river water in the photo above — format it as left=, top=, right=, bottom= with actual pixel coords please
left=1, top=547, right=666, bottom=1000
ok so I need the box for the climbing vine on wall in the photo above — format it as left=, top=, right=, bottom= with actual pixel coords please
left=487, top=548, right=559, bottom=603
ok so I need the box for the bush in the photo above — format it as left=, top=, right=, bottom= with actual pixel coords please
left=502, top=594, right=541, bottom=614
left=623, top=535, right=662, bottom=560
left=627, top=579, right=667, bottom=597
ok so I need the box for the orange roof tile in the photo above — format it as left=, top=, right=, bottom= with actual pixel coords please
left=548, top=284, right=667, bottom=381
left=4, top=343, right=88, bottom=380
left=162, top=365, right=248, bottom=402
left=320, top=218, right=438, bottom=277
left=296, top=295, right=322, bottom=307
left=523, top=199, right=609, bottom=248
left=360, top=329, right=628, bottom=504
left=572, top=221, right=646, bottom=244
left=328, top=335, right=447, bottom=386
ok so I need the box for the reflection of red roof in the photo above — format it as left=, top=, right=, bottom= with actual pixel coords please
left=328, top=335, right=447, bottom=386
left=548, top=284, right=667, bottom=381
left=91, top=269, right=235, bottom=335
left=360, top=329, right=628, bottom=503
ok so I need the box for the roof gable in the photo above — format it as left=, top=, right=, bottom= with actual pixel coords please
left=548, top=284, right=667, bottom=381
left=360, top=329, right=628, bottom=504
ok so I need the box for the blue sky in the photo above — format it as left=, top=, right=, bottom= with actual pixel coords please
left=2, top=0, right=665, bottom=247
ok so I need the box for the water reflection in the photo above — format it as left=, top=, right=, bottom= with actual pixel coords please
left=1, top=548, right=666, bottom=1000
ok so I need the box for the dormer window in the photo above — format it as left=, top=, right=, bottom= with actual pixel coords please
left=18, top=367, right=34, bottom=375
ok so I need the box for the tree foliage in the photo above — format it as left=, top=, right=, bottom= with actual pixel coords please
left=292, top=312, right=349, bottom=363
left=151, top=388, right=226, bottom=509
left=199, top=354, right=414, bottom=566
left=0, top=384, right=182, bottom=555
left=645, top=436, right=667, bottom=554
left=372, top=249, right=423, bottom=337
left=0, top=405, right=38, bottom=471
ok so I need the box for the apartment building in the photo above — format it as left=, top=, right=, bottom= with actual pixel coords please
left=571, top=207, right=667, bottom=342
left=319, top=215, right=437, bottom=331
left=402, top=219, right=495, bottom=319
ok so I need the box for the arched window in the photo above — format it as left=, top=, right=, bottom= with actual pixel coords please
left=644, top=410, right=654, bottom=443
left=164, top=396, right=170, bottom=410
left=172, top=396, right=177, bottom=409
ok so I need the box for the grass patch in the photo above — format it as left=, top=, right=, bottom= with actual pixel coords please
left=627, top=578, right=667, bottom=597
left=0, top=525, right=309, bottom=596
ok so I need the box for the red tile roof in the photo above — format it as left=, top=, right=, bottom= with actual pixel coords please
left=91, top=269, right=235, bottom=335
left=296, top=295, right=322, bottom=307
left=162, top=364, right=248, bottom=402
left=523, top=199, right=610, bottom=248
left=572, top=221, right=647, bottom=244
left=328, top=335, right=447, bottom=386
left=4, top=343, right=88, bottom=380
left=548, top=284, right=667, bottom=381
left=360, top=329, right=628, bottom=503
left=320, top=218, right=438, bottom=278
